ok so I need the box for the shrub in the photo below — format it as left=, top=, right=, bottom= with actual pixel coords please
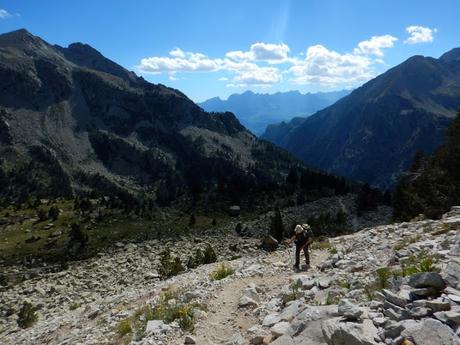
left=69, top=302, right=81, bottom=310
left=189, top=213, right=196, bottom=227
left=364, top=286, right=376, bottom=301
left=210, top=264, right=235, bottom=280
left=311, top=240, right=332, bottom=250
left=117, top=319, right=132, bottom=336
left=283, top=282, right=302, bottom=305
left=187, top=249, right=204, bottom=269
left=37, top=208, right=48, bottom=222
left=17, top=301, right=38, bottom=328
left=339, top=280, right=351, bottom=290
left=325, top=292, right=340, bottom=305
left=68, top=222, right=88, bottom=250
left=393, top=235, right=421, bottom=251
left=159, top=248, right=185, bottom=278
left=48, top=206, right=60, bottom=221
left=400, top=252, right=439, bottom=276
left=376, top=267, right=392, bottom=289
left=203, top=244, right=217, bottom=264
left=146, top=288, right=203, bottom=332
left=0, top=274, right=9, bottom=287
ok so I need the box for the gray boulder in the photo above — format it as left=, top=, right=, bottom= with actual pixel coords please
left=322, top=318, right=379, bottom=345
left=271, top=335, right=295, bottom=345
left=444, top=261, right=460, bottom=289
left=401, top=318, right=460, bottom=345
left=338, top=299, right=363, bottom=321
left=408, top=272, right=446, bottom=290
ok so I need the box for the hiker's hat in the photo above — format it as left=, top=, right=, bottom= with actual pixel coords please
left=301, top=224, right=311, bottom=231
left=294, top=224, right=304, bottom=234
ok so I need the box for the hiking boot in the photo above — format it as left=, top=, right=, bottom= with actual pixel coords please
left=293, top=264, right=300, bottom=270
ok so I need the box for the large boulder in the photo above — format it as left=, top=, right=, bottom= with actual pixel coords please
left=408, top=272, right=446, bottom=291
left=443, top=261, right=460, bottom=289
left=338, top=299, right=363, bottom=321
left=322, top=318, right=379, bottom=345
left=401, top=318, right=460, bottom=345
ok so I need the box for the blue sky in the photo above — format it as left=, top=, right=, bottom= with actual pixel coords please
left=0, top=0, right=459, bottom=102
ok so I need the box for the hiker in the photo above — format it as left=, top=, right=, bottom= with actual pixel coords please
left=287, top=224, right=314, bottom=270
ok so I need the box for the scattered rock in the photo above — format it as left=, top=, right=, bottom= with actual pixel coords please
left=338, top=299, right=363, bottom=321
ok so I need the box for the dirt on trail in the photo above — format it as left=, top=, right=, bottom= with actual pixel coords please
left=185, top=249, right=329, bottom=345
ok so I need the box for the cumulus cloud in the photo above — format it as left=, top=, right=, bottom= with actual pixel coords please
left=290, top=45, right=374, bottom=86
left=138, top=32, right=401, bottom=88
left=404, top=25, right=437, bottom=44
left=354, top=35, right=398, bottom=57
left=138, top=47, right=282, bottom=86
left=226, top=42, right=289, bottom=63
left=233, top=67, right=282, bottom=86
left=0, top=9, right=11, bottom=18
left=139, top=50, right=222, bottom=73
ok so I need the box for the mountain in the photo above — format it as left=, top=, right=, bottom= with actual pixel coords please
left=199, top=89, right=349, bottom=135
left=261, top=116, right=307, bottom=147
left=0, top=29, right=309, bottom=205
left=267, top=49, right=460, bottom=189
left=393, top=111, right=460, bottom=220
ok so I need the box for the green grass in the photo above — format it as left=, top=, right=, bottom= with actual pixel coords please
left=283, top=282, right=302, bottom=305
left=115, top=286, right=206, bottom=342
left=376, top=267, right=392, bottom=289
left=325, top=292, right=340, bottom=305
left=0, top=198, right=251, bottom=266
left=311, top=240, right=333, bottom=250
left=69, top=302, right=81, bottom=310
left=117, top=319, right=132, bottom=336
left=210, top=264, right=235, bottom=280
left=17, top=301, right=38, bottom=329
left=393, top=235, right=422, bottom=251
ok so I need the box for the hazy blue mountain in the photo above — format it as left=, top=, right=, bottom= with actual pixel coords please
left=272, top=49, right=460, bottom=189
left=199, top=90, right=349, bottom=135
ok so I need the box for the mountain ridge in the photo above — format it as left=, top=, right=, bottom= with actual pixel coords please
left=199, top=89, right=350, bottom=135
left=264, top=48, right=460, bottom=189
left=0, top=29, right=309, bottom=205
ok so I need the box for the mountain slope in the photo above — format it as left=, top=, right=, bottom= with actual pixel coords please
left=394, top=111, right=460, bottom=220
left=199, top=90, right=349, bottom=135
left=0, top=29, right=307, bottom=204
left=276, top=49, right=460, bottom=189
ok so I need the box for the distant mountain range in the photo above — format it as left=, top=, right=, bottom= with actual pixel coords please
left=0, top=29, right=304, bottom=204
left=199, top=90, right=349, bottom=135
left=263, top=48, right=460, bottom=189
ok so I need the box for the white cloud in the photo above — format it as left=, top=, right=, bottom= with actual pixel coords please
left=354, top=35, right=398, bottom=57
left=169, top=48, right=185, bottom=58
left=138, top=32, right=400, bottom=89
left=138, top=46, right=283, bottom=86
left=233, top=66, right=282, bottom=86
left=139, top=50, right=222, bottom=73
left=226, top=42, right=289, bottom=63
left=0, top=9, right=11, bottom=18
left=404, top=25, right=437, bottom=44
left=290, top=45, right=374, bottom=86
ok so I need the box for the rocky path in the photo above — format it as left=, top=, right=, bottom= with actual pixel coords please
left=189, top=250, right=329, bottom=345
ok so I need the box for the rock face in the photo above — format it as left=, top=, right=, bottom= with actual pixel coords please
left=0, top=29, right=299, bottom=202
left=266, top=49, right=460, bottom=189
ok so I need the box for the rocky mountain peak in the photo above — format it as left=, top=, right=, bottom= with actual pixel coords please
left=0, top=28, right=51, bottom=53
left=439, top=48, right=460, bottom=63
left=55, top=41, right=138, bottom=82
